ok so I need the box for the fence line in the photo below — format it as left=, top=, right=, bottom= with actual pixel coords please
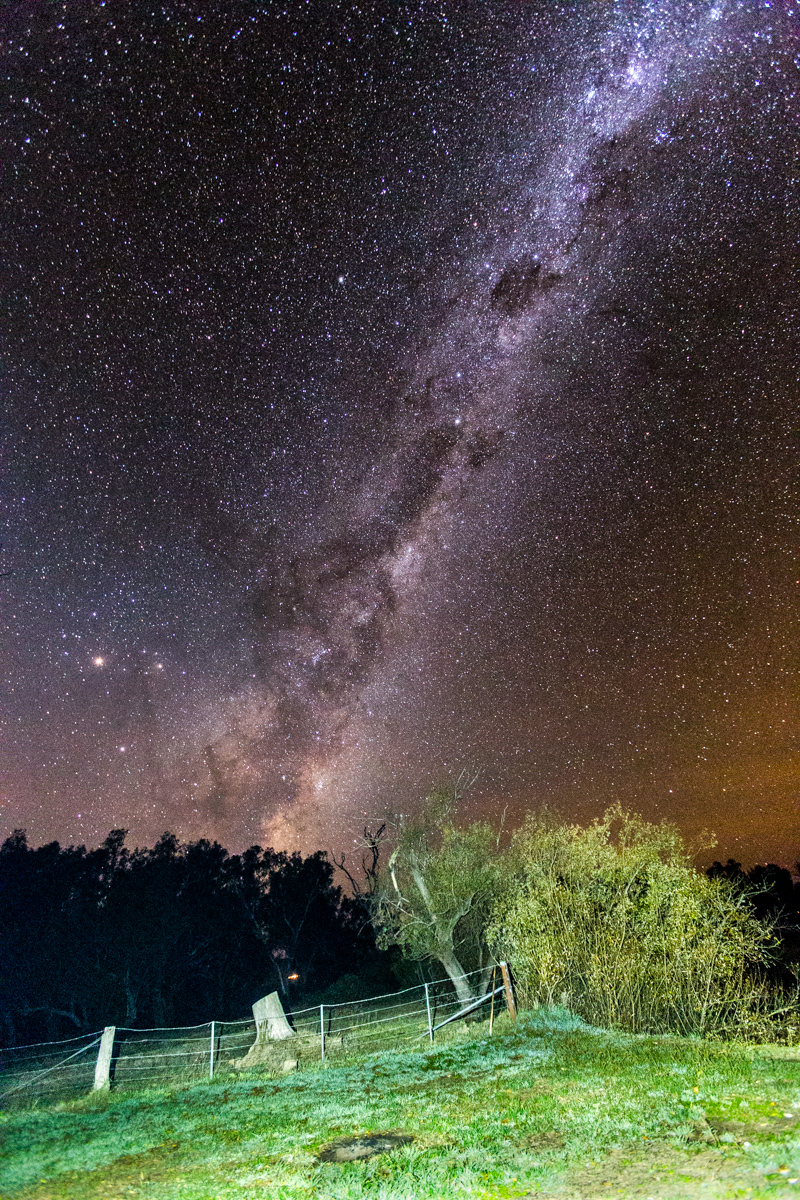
left=0, top=1037, right=101, bottom=1099
left=0, top=964, right=515, bottom=1106
left=1, top=967, right=494, bottom=1057
left=290, top=965, right=491, bottom=1014
left=0, top=1042, right=101, bottom=1064
left=431, top=983, right=505, bottom=1034
left=0, top=1029, right=105, bottom=1050
left=115, top=1019, right=219, bottom=1033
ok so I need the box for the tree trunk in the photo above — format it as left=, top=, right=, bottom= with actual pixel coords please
left=478, top=963, right=494, bottom=996
left=151, top=979, right=166, bottom=1027
left=124, top=968, right=138, bottom=1025
left=406, top=853, right=476, bottom=1005
left=437, top=944, right=475, bottom=1006
left=2, top=1008, right=16, bottom=1047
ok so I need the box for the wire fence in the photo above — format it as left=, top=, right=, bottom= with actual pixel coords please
left=289, top=969, right=506, bottom=1058
left=0, top=1031, right=103, bottom=1104
left=0, top=966, right=512, bottom=1107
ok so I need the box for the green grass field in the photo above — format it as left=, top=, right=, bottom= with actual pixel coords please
left=2, top=1008, right=800, bottom=1199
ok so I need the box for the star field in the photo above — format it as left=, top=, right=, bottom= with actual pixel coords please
left=3, top=1, right=797, bottom=864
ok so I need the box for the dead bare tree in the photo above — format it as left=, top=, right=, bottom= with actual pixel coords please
left=332, top=824, right=387, bottom=898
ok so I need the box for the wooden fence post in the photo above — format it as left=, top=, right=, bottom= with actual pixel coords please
left=93, top=1026, right=116, bottom=1090
left=499, top=962, right=517, bottom=1020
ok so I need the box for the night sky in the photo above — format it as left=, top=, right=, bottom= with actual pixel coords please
left=3, top=1, right=796, bottom=865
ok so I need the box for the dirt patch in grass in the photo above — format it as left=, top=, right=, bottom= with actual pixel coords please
left=391, top=1071, right=466, bottom=1093
left=523, top=1130, right=566, bottom=1150
left=317, top=1131, right=414, bottom=1162
left=5, top=1141, right=189, bottom=1200
left=504, top=1083, right=555, bottom=1101
left=706, top=1114, right=800, bottom=1142
left=536, top=1141, right=800, bottom=1199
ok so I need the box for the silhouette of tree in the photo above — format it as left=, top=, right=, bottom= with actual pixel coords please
left=0, top=829, right=386, bottom=1044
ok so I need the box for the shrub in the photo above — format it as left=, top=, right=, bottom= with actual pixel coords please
left=488, top=806, right=788, bottom=1038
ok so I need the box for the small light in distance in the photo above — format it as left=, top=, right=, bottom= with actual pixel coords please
left=93, top=656, right=105, bottom=666
left=287, top=973, right=299, bottom=981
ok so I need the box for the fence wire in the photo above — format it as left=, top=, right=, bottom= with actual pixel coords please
left=0, top=966, right=510, bottom=1105
left=0, top=1033, right=102, bottom=1103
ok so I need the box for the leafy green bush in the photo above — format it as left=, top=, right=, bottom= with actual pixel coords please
left=488, top=806, right=789, bottom=1038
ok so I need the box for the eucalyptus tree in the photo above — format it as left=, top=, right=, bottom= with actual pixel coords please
left=372, top=782, right=507, bottom=1005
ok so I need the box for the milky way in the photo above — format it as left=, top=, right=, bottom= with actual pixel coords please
left=3, top=1, right=796, bottom=863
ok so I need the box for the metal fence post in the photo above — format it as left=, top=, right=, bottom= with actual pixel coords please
left=424, top=983, right=434, bottom=1043
left=209, top=1021, right=216, bottom=1080
left=320, top=1004, right=325, bottom=1061
left=93, top=1026, right=116, bottom=1090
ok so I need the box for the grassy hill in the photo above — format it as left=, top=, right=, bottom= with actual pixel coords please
left=2, top=1008, right=800, bottom=1199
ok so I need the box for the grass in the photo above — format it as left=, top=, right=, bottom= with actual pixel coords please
left=2, top=1007, right=800, bottom=1198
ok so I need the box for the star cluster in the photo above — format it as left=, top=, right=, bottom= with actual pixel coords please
left=3, top=1, right=796, bottom=864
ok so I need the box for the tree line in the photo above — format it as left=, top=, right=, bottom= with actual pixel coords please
left=0, top=830, right=390, bottom=1046
left=1, top=794, right=798, bottom=1046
